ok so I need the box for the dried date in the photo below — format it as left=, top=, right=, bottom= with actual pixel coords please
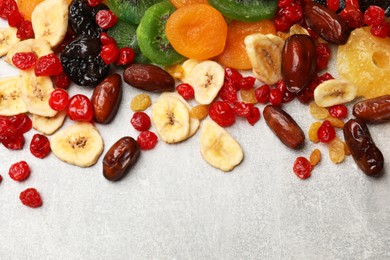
left=353, top=95, right=390, bottom=123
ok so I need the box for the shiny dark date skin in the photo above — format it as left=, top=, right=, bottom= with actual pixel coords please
left=91, top=73, right=122, bottom=124
left=123, top=64, right=175, bottom=92
left=263, top=105, right=305, bottom=149
left=282, top=34, right=316, bottom=93
left=103, top=137, right=140, bottom=181
left=353, top=95, right=390, bottom=123
left=304, top=2, right=350, bottom=45
left=343, top=119, right=384, bottom=176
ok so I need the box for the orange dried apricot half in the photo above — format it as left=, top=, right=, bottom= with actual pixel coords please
left=169, top=0, right=208, bottom=8
left=165, top=4, right=228, bottom=60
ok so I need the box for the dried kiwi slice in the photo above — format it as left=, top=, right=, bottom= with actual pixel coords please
left=107, top=0, right=164, bottom=25
left=137, top=2, right=185, bottom=66
left=208, top=0, right=278, bottom=22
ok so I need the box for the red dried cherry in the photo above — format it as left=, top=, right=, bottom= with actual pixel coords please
left=100, top=43, right=119, bottom=65
left=9, top=113, right=32, bottom=135
left=88, top=0, right=101, bottom=7
left=278, top=0, right=293, bottom=8
left=224, top=67, right=242, bottom=89
left=16, top=20, right=34, bottom=40
left=137, top=131, right=158, bottom=150
left=100, top=32, right=116, bottom=45
left=0, top=0, right=18, bottom=20
left=0, top=131, right=25, bottom=150
left=327, top=0, right=340, bottom=12
left=328, top=104, right=348, bottom=119
left=67, top=94, right=94, bottom=122
left=96, top=10, right=118, bottom=29
left=19, top=188, right=42, bottom=208
left=209, top=101, right=235, bottom=127
left=8, top=10, right=23, bottom=27
left=53, top=73, right=70, bottom=89
left=115, top=47, right=135, bottom=66
left=317, top=120, right=336, bottom=143
left=246, top=106, right=261, bottom=126
left=131, top=112, right=151, bottom=132
left=255, top=84, right=270, bottom=104
left=239, top=76, right=256, bottom=90
left=9, top=161, right=30, bottom=182
left=293, top=157, right=312, bottom=179
left=233, top=102, right=254, bottom=117
left=35, top=53, right=63, bottom=77
left=30, top=134, right=51, bottom=159
left=283, top=2, right=303, bottom=23
left=49, top=89, right=69, bottom=111
left=339, top=6, right=364, bottom=29
left=0, top=116, right=9, bottom=136
left=176, top=83, right=194, bottom=100
left=219, top=81, right=238, bottom=104
left=269, top=88, right=283, bottom=106
left=12, top=52, right=37, bottom=70
left=371, top=22, right=390, bottom=38
left=364, top=6, right=385, bottom=27
left=316, top=43, right=331, bottom=71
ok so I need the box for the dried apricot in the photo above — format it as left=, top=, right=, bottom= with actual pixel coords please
left=165, top=4, right=228, bottom=60
left=216, top=20, right=276, bottom=70
left=310, top=149, right=321, bottom=166
left=240, top=89, right=257, bottom=104
left=309, top=102, right=329, bottom=120
left=190, top=105, right=208, bottom=120
left=329, top=138, right=345, bottom=164
left=169, top=0, right=208, bottom=8
left=18, top=0, right=44, bottom=21
left=130, top=94, right=152, bottom=111
left=308, top=121, right=322, bottom=143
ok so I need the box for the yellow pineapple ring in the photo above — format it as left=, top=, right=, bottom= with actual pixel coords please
left=337, top=27, right=390, bottom=98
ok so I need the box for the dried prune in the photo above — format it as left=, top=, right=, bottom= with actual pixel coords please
left=61, top=36, right=109, bottom=87
left=69, top=0, right=108, bottom=38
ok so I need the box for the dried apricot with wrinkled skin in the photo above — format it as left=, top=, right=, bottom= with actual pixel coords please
left=216, top=20, right=276, bottom=70
left=329, top=138, right=345, bottom=164
left=190, top=105, right=208, bottom=120
left=240, top=89, right=257, bottom=104
left=131, top=94, right=152, bottom=112
left=165, top=4, right=228, bottom=60
left=308, top=121, right=322, bottom=143
left=169, top=0, right=208, bottom=8
left=310, top=149, right=321, bottom=166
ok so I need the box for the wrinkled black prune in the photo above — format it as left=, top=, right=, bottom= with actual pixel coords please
left=69, top=0, right=108, bottom=38
left=61, top=37, right=109, bottom=87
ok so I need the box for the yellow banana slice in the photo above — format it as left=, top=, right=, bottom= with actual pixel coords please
left=0, top=27, right=20, bottom=57
left=0, top=77, right=28, bottom=116
left=314, top=79, right=357, bottom=107
left=32, top=110, right=66, bottom=135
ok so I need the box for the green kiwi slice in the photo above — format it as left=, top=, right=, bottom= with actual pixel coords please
left=136, top=2, right=185, bottom=66
left=107, top=0, right=165, bottom=25
left=208, top=0, right=278, bottom=22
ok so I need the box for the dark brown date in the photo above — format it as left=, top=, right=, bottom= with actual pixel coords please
left=103, top=137, right=140, bottom=181
left=282, top=34, right=316, bottom=93
left=343, top=119, right=384, bottom=176
left=123, top=64, right=175, bottom=92
left=304, top=2, right=350, bottom=45
left=353, top=95, right=390, bottom=123
left=263, top=105, right=305, bottom=149
left=91, top=73, right=122, bottom=124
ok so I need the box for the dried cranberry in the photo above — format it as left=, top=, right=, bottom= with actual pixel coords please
left=100, top=43, right=119, bottom=65
left=282, top=90, right=295, bottom=103
left=67, top=94, right=94, bottom=122
left=283, top=2, right=303, bottom=23
left=345, top=0, right=359, bottom=9
left=9, top=113, right=32, bottom=135
left=255, top=84, right=270, bottom=104
left=274, top=16, right=292, bottom=32
left=246, top=106, right=261, bottom=126
left=176, top=83, right=195, bottom=100
left=339, top=6, right=364, bottom=28
left=209, top=101, right=235, bottom=127
left=239, top=76, right=256, bottom=90
left=317, top=72, right=334, bottom=83
left=19, top=188, right=42, bottom=208
left=88, top=0, right=102, bottom=7
left=100, top=32, right=116, bottom=45
left=279, top=0, right=294, bottom=8
left=327, top=0, right=340, bottom=12
left=0, top=0, right=18, bottom=20
left=35, top=53, right=63, bottom=77
left=12, top=52, right=37, bottom=70
left=364, top=6, right=385, bottom=26
left=371, top=22, right=390, bottom=38
left=317, top=120, right=336, bottom=143
left=0, top=175, right=2, bottom=184
left=275, top=80, right=287, bottom=95
left=233, top=102, right=254, bottom=117
left=49, top=89, right=69, bottom=111
left=269, top=88, right=283, bottom=106
left=16, top=20, right=34, bottom=40
left=8, top=10, right=23, bottom=27
left=96, top=10, right=118, bottom=29
left=293, top=157, right=312, bottom=179
left=224, top=67, right=242, bottom=89
left=219, top=81, right=238, bottom=104
left=0, top=116, right=9, bottom=136
left=131, top=112, right=151, bottom=132
left=53, top=73, right=70, bottom=89
left=9, top=161, right=30, bottom=182
left=115, top=47, right=135, bottom=66
left=316, top=43, right=331, bottom=71
left=137, top=131, right=158, bottom=150
left=30, top=134, right=51, bottom=159
left=329, top=104, right=348, bottom=119
left=1, top=131, right=24, bottom=150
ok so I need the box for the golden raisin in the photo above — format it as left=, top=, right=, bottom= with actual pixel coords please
left=329, top=137, right=345, bottom=164
left=308, top=121, right=322, bottom=143
left=189, top=105, right=208, bottom=120
left=325, top=116, right=345, bottom=128
left=309, top=102, right=329, bottom=119
left=130, top=94, right=152, bottom=111
left=310, top=149, right=321, bottom=166
left=240, top=89, right=257, bottom=104
left=165, top=64, right=184, bottom=80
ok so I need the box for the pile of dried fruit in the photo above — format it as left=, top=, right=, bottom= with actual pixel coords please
left=0, top=0, right=389, bottom=208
